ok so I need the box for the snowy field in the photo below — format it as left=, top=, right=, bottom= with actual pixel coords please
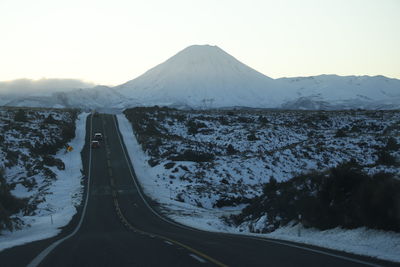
left=118, top=109, right=400, bottom=263
left=0, top=109, right=87, bottom=252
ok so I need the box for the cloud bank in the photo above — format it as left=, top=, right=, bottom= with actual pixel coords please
left=0, top=78, right=96, bottom=96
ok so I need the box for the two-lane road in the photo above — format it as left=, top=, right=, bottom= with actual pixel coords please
left=0, top=114, right=396, bottom=267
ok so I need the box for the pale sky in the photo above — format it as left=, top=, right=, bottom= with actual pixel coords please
left=0, top=0, right=399, bottom=86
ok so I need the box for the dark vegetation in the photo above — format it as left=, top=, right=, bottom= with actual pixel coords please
left=231, top=160, right=400, bottom=233
left=0, top=169, right=27, bottom=232
left=0, top=107, right=78, bottom=233
left=214, top=196, right=252, bottom=208
left=124, top=107, right=400, bottom=229
left=168, top=150, right=214, bottom=162
left=124, top=107, right=217, bottom=165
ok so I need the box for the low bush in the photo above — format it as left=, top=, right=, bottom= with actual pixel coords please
left=43, top=114, right=58, bottom=124
left=214, top=196, right=252, bottom=208
left=168, top=150, right=214, bottom=162
left=376, top=150, right=397, bottom=166
left=386, top=137, right=399, bottom=151
left=0, top=169, right=27, bottom=232
left=14, top=109, right=27, bottom=122
left=164, top=162, right=176, bottom=169
left=247, top=133, right=259, bottom=141
left=335, top=128, right=347, bottom=138
left=43, top=156, right=65, bottom=170
left=233, top=161, right=400, bottom=232
left=187, top=120, right=207, bottom=135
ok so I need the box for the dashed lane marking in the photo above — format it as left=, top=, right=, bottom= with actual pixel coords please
left=189, top=254, right=207, bottom=263
left=164, top=241, right=173, bottom=246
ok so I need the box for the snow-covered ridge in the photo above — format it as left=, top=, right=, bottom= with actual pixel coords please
left=1, top=45, right=400, bottom=110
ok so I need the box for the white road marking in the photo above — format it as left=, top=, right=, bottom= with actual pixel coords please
left=189, top=253, right=206, bottom=263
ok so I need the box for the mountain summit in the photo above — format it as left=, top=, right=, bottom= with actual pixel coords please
left=116, top=45, right=282, bottom=108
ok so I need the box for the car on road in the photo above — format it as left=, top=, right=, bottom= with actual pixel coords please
left=91, top=140, right=100, bottom=148
left=94, top=133, right=103, bottom=141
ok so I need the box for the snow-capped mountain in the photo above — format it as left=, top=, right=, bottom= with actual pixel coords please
left=116, top=45, right=284, bottom=108
left=277, top=75, right=400, bottom=109
left=1, top=45, right=399, bottom=110
left=115, top=45, right=400, bottom=109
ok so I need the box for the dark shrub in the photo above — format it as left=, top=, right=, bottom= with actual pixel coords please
left=238, top=116, right=253, bottom=123
left=258, top=116, right=269, bottom=124
left=43, top=156, right=65, bottom=170
left=233, top=161, right=400, bottom=232
left=0, top=169, right=27, bottom=232
left=377, top=150, right=397, bottom=166
left=247, top=133, right=259, bottom=141
left=187, top=120, right=207, bottom=135
left=214, top=196, right=252, bottom=208
left=226, top=144, right=236, bottom=155
left=168, top=150, right=214, bottom=162
left=219, top=116, right=229, bottom=125
left=44, top=114, right=58, bottom=124
left=61, top=125, right=75, bottom=142
left=164, top=162, right=175, bottom=169
left=179, top=165, right=189, bottom=172
left=335, top=128, right=347, bottom=138
left=386, top=137, right=399, bottom=151
left=32, top=142, right=60, bottom=155
left=176, top=193, right=184, bottom=202
left=14, top=109, right=27, bottom=122
left=5, top=150, right=19, bottom=167
left=221, top=178, right=229, bottom=185
left=148, top=159, right=159, bottom=167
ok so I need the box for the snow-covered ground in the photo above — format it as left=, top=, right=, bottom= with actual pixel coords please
left=0, top=112, right=87, bottom=252
left=117, top=112, right=400, bottom=263
left=122, top=108, right=400, bottom=209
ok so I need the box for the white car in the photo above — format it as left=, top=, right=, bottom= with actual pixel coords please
left=94, top=133, right=103, bottom=141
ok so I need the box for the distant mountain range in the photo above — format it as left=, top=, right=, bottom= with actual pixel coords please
left=1, top=45, right=399, bottom=110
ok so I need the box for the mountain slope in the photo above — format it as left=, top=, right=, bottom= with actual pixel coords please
left=116, top=45, right=400, bottom=109
left=116, top=45, right=284, bottom=108
left=277, top=75, right=400, bottom=109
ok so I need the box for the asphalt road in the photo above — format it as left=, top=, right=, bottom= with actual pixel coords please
left=0, top=114, right=397, bottom=267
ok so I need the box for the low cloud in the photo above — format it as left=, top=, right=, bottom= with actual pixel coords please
left=0, top=78, right=96, bottom=95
